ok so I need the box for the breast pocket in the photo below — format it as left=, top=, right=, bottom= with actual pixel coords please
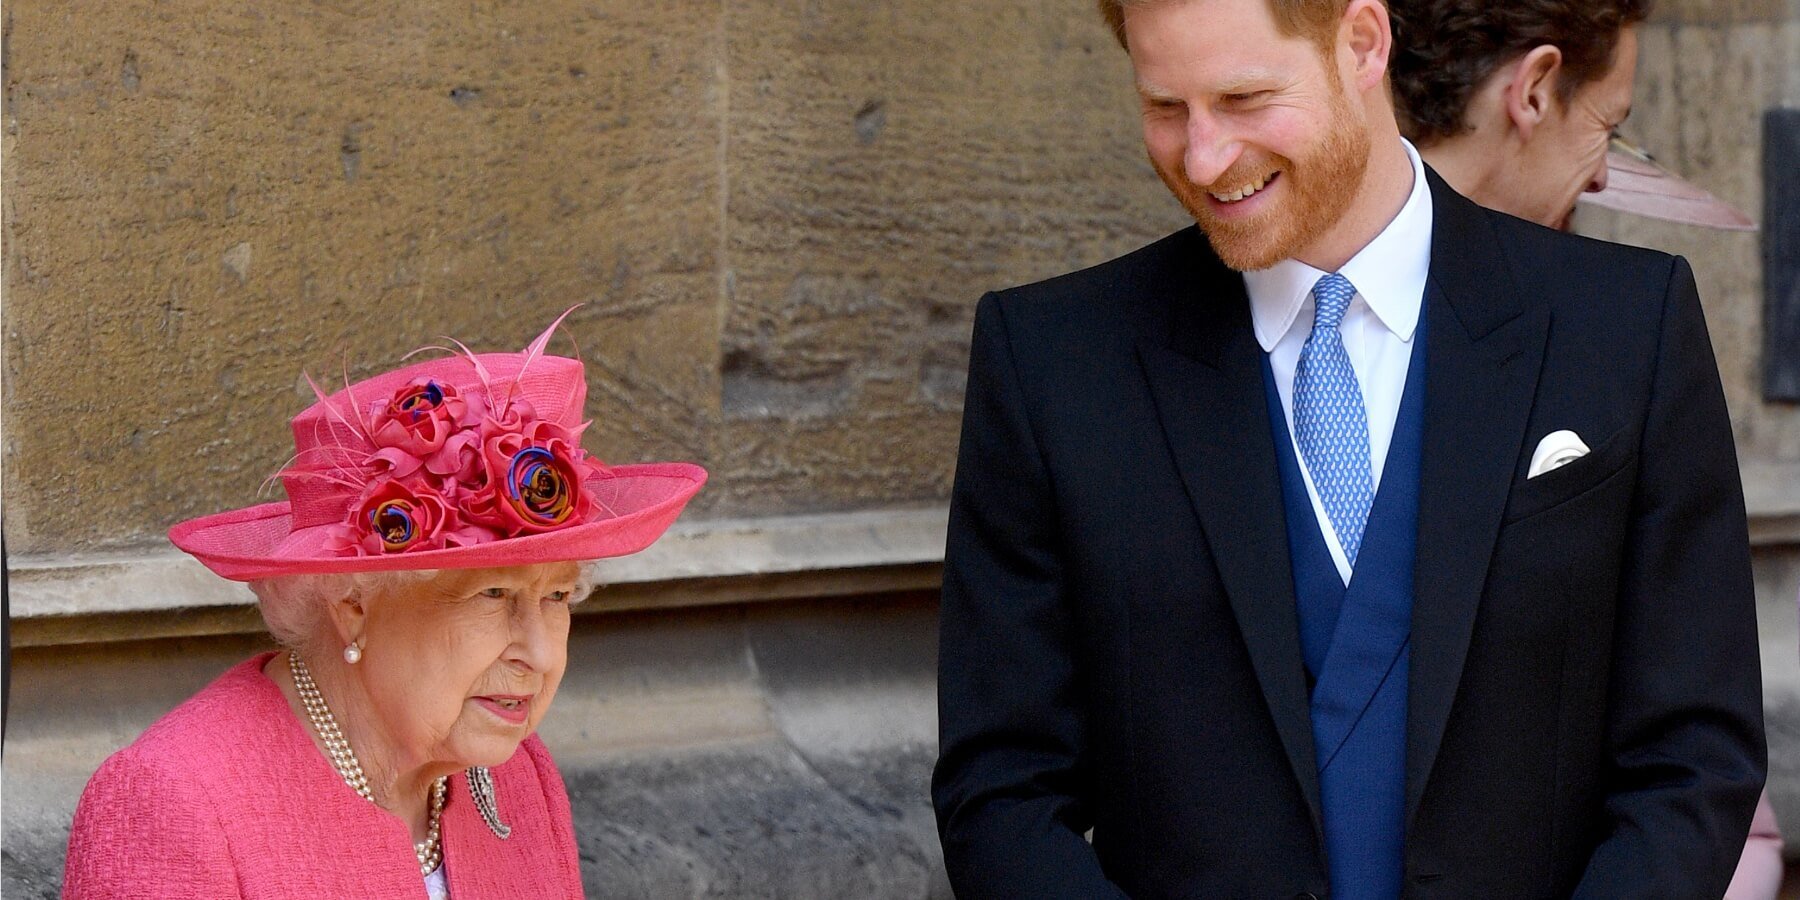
left=1500, top=426, right=1636, bottom=525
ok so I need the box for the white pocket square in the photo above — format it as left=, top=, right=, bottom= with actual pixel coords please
left=1528, top=430, right=1591, bottom=479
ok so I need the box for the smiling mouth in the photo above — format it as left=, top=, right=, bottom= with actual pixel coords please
left=1210, top=170, right=1280, bottom=204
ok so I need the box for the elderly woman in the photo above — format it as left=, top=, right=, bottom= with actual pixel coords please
left=62, top=318, right=705, bottom=899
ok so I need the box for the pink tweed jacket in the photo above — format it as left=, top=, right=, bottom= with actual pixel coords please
left=64, top=653, right=585, bottom=899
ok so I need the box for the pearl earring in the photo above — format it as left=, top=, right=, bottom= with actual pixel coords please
left=343, top=642, right=362, bottom=664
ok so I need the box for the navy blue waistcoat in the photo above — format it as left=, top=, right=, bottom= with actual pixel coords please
left=1260, top=313, right=1427, bottom=900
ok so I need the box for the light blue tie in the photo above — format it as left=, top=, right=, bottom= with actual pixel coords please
left=1293, top=273, right=1374, bottom=567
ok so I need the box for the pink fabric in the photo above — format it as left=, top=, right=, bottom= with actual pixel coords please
left=1724, top=790, right=1784, bottom=900
left=64, top=654, right=584, bottom=899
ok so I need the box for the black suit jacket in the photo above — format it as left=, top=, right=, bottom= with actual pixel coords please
left=932, top=171, right=1766, bottom=899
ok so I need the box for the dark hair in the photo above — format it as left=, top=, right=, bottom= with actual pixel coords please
left=1388, top=0, right=1652, bottom=146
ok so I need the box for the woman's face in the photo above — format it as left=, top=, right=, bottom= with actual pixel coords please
left=356, top=562, right=578, bottom=770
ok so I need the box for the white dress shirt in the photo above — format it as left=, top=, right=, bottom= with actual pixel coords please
left=1243, top=139, right=1434, bottom=585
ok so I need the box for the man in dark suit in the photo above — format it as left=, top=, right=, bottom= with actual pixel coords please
left=931, top=0, right=1766, bottom=896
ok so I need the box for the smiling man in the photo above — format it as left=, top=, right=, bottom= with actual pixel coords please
left=930, top=0, right=1766, bottom=897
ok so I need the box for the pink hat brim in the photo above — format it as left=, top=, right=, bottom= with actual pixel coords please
left=1580, top=148, right=1757, bottom=232
left=169, top=463, right=707, bottom=582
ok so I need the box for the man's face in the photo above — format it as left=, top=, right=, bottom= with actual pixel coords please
left=1518, top=27, right=1639, bottom=230
left=1128, top=0, right=1373, bottom=271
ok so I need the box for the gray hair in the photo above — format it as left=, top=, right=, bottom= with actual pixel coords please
left=249, top=563, right=602, bottom=652
left=249, top=570, right=437, bottom=653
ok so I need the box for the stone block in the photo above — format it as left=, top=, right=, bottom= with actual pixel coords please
left=711, top=0, right=1188, bottom=515
left=1, top=0, right=726, bottom=554
left=539, top=605, right=776, bottom=762
left=1789, top=18, right=1800, bottom=106
left=566, top=742, right=945, bottom=899
left=1765, top=108, right=1800, bottom=401
left=1648, top=0, right=1791, bottom=25
left=1754, top=546, right=1800, bottom=857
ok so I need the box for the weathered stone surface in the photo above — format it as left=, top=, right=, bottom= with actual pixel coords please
left=2, top=1, right=726, bottom=554
left=1789, top=17, right=1800, bottom=105
left=568, top=743, right=942, bottom=899
left=745, top=595, right=948, bottom=895
left=710, top=0, right=1184, bottom=515
left=1, top=0, right=1188, bottom=554
left=2, top=782, right=82, bottom=900
left=539, top=604, right=778, bottom=759
left=1754, top=546, right=1800, bottom=852
left=12, top=0, right=1784, bottom=554
left=1649, top=0, right=1792, bottom=25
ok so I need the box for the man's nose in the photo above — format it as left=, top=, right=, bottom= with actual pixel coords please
left=1184, top=111, right=1241, bottom=188
left=1586, top=163, right=1610, bottom=194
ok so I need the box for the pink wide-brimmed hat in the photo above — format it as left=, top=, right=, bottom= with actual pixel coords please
left=170, top=314, right=706, bottom=582
left=1580, top=135, right=1757, bottom=231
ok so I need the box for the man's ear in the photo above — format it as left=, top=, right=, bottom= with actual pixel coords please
left=1505, top=44, right=1564, bottom=141
left=1341, top=0, right=1394, bottom=93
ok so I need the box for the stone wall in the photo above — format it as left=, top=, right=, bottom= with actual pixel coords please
left=0, top=0, right=1185, bottom=556
left=5, top=0, right=1791, bottom=546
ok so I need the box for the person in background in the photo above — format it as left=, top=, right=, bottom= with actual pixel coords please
left=1387, top=1, right=1782, bottom=895
left=1389, top=0, right=1753, bottom=232
left=62, top=316, right=706, bottom=898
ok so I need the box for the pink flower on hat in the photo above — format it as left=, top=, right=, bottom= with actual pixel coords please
left=462, top=418, right=601, bottom=536
left=325, top=476, right=505, bottom=556
left=327, top=479, right=456, bottom=556
left=365, top=379, right=476, bottom=480
left=371, top=379, right=467, bottom=454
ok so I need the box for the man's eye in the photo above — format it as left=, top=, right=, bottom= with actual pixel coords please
left=480, top=587, right=508, bottom=599
left=546, top=591, right=570, bottom=603
left=1224, top=91, right=1268, bottom=104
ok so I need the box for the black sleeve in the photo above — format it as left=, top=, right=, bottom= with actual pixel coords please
left=932, top=293, right=1131, bottom=899
left=1572, top=256, right=1767, bottom=898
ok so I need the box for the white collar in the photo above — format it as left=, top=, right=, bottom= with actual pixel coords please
left=1243, top=139, right=1433, bottom=352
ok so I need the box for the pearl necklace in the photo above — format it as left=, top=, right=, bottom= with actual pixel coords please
left=290, top=653, right=448, bottom=877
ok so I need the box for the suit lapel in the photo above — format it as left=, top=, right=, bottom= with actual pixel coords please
left=1404, top=170, right=1549, bottom=824
left=1136, top=238, right=1322, bottom=828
